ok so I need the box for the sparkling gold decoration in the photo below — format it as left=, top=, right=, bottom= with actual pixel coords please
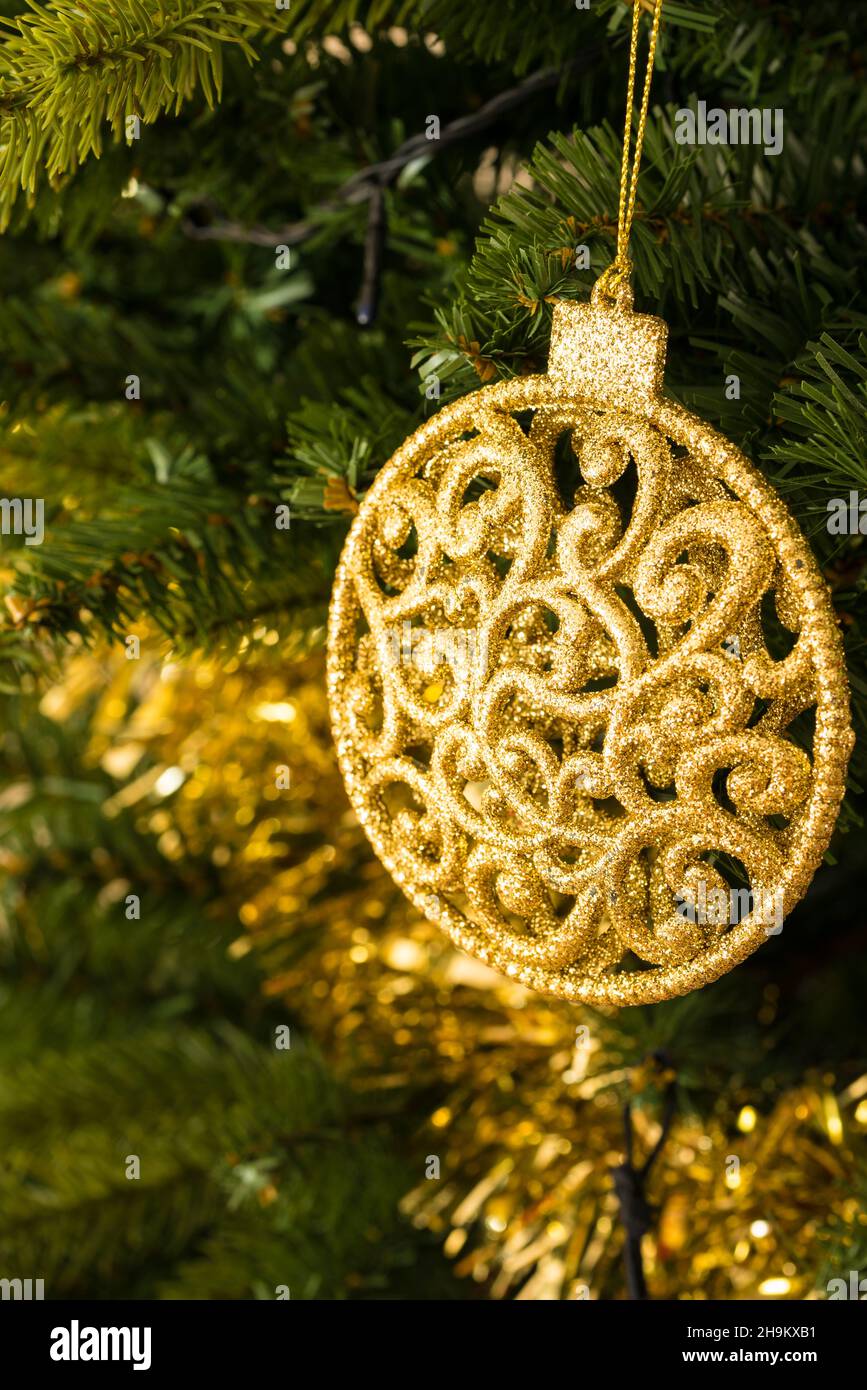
left=402, top=1068, right=866, bottom=1301
left=327, top=277, right=854, bottom=1006
left=328, top=0, right=854, bottom=1005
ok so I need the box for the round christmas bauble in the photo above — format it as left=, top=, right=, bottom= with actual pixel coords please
left=327, top=281, right=853, bottom=1006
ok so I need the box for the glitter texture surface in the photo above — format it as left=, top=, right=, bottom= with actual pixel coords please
left=327, top=286, right=853, bottom=1006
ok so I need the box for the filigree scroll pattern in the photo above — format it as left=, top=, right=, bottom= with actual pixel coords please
left=328, top=380, right=851, bottom=1005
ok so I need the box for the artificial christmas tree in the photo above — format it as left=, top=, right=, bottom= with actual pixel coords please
left=0, top=0, right=865, bottom=1300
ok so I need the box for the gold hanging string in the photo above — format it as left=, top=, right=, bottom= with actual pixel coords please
left=597, top=0, right=664, bottom=301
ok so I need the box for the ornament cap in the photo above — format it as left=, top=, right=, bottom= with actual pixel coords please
left=548, top=283, right=668, bottom=408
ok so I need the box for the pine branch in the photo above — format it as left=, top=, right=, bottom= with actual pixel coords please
left=0, top=0, right=278, bottom=227
left=279, top=379, right=416, bottom=520
left=0, top=1026, right=351, bottom=1294
left=770, top=332, right=867, bottom=500
left=408, top=93, right=865, bottom=398
left=1, top=462, right=337, bottom=650
left=764, top=331, right=867, bottom=769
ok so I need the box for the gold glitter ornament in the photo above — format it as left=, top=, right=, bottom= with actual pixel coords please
left=326, top=0, right=853, bottom=1007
